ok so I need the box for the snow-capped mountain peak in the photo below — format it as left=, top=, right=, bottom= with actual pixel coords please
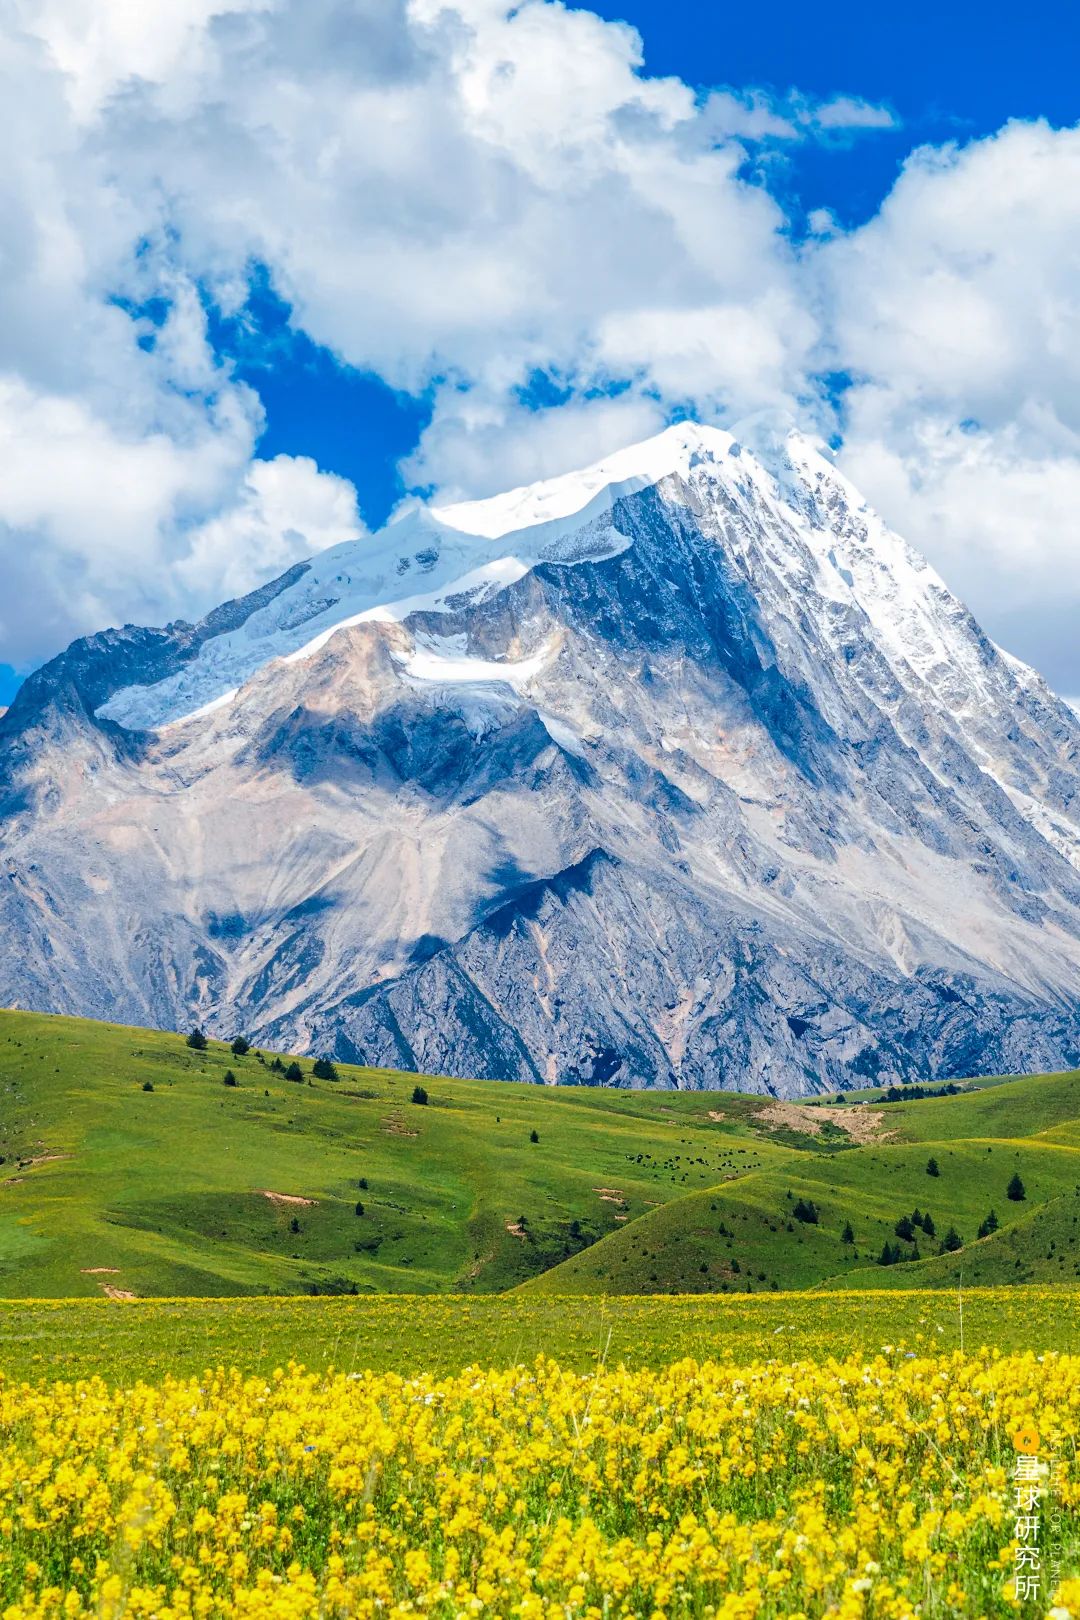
left=95, top=417, right=919, bottom=731
left=98, top=425, right=736, bottom=730
left=433, top=419, right=737, bottom=537
left=4, top=419, right=1080, bottom=1095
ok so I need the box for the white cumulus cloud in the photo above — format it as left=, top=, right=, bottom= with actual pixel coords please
left=820, top=119, right=1080, bottom=689
left=813, top=95, right=896, bottom=131
left=1, top=0, right=1079, bottom=701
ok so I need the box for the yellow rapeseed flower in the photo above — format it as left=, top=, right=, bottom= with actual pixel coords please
left=0, top=1350, right=1075, bottom=1618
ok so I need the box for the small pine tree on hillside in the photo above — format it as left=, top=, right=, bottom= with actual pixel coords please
left=922, top=1211, right=936, bottom=1238
left=841, top=1221, right=855, bottom=1244
left=411, top=1084, right=429, bottom=1105
left=313, top=1058, right=338, bottom=1081
left=269, top=1057, right=285, bottom=1073
left=792, top=1198, right=819, bottom=1225
left=895, top=1215, right=915, bottom=1241
left=977, top=1209, right=1000, bottom=1238
left=939, top=1227, right=963, bottom=1253
left=530, top=1129, right=540, bottom=1143
left=926, top=1156, right=940, bottom=1177
left=284, top=1062, right=304, bottom=1083
left=223, top=1070, right=238, bottom=1087
left=230, top=1036, right=250, bottom=1056
left=186, top=1028, right=207, bottom=1051
left=1007, top=1173, right=1026, bottom=1202
left=142, top=1080, right=154, bottom=1092
left=354, top=1201, right=364, bottom=1217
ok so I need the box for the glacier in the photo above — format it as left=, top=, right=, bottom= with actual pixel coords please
left=2, top=420, right=1080, bottom=1095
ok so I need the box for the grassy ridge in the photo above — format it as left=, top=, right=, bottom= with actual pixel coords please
left=523, top=1128, right=1080, bottom=1294
left=3, top=1006, right=1080, bottom=1301
left=0, top=1009, right=788, bottom=1298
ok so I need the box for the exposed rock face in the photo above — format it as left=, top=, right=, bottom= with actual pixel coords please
left=3, top=422, right=1080, bottom=1094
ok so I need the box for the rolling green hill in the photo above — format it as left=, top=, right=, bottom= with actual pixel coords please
left=1, top=1007, right=1079, bottom=1299
left=0, top=1008, right=794, bottom=1298
left=521, top=1075, right=1080, bottom=1296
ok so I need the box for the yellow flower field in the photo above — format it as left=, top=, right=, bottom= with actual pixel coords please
left=2, top=1349, right=1079, bottom=1620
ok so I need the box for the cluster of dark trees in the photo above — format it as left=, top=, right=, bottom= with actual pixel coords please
left=184, top=1027, right=341, bottom=1084
left=876, top=1179, right=1024, bottom=1266
left=882, top=1082, right=966, bottom=1102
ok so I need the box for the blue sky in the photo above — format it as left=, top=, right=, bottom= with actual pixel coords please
left=2, top=0, right=1080, bottom=705
left=228, top=0, right=1080, bottom=530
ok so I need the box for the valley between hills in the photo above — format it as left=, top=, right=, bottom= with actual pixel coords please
left=3, top=1006, right=1080, bottom=1303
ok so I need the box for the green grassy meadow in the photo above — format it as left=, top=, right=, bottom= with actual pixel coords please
left=0, top=1009, right=791, bottom=1299
left=4, top=1286, right=1080, bottom=1384
left=1, top=1006, right=1080, bottom=1304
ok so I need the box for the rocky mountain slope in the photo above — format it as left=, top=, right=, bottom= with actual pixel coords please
left=3, top=421, right=1080, bottom=1094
